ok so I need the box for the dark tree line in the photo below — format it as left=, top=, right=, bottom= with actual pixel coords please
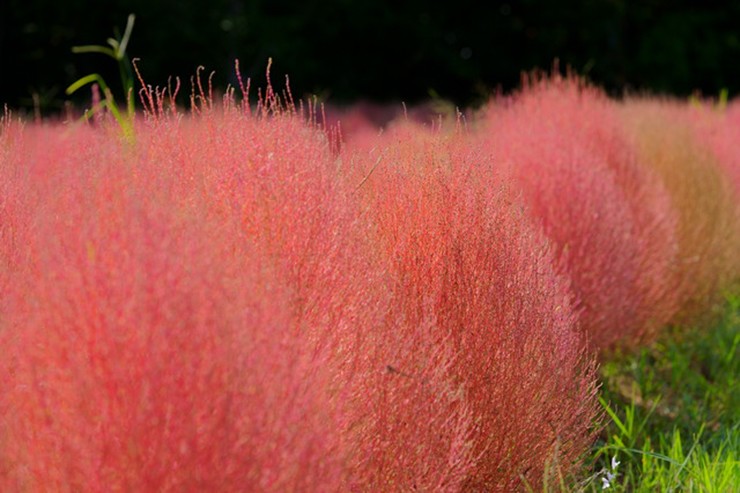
left=2, top=0, right=740, bottom=114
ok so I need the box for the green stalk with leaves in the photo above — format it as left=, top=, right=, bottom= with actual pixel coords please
left=66, top=14, right=136, bottom=139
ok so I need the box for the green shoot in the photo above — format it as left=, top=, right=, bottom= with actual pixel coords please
left=66, top=14, right=136, bottom=138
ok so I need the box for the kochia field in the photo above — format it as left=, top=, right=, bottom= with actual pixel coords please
left=0, top=74, right=737, bottom=491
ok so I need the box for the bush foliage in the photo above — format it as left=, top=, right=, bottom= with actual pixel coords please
left=0, top=72, right=737, bottom=490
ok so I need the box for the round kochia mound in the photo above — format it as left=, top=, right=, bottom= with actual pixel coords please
left=0, top=122, right=346, bottom=491
left=343, top=122, right=599, bottom=491
left=478, top=76, right=680, bottom=351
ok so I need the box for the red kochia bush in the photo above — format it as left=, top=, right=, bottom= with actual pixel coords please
left=344, top=122, right=599, bottom=491
left=0, top=120, right=344, bottom=491
left=479, top=76, right=680, bottom=350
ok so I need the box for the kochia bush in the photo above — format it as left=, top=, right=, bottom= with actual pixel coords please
left=478, top=76, right=680, bottom=350
left=684, top=101, right=740, bottom=199
left=344, top=122, right=599, bottom=490
left=620, top=100, right=740, bottom=323
left=0, top=121, right=347, bottom=491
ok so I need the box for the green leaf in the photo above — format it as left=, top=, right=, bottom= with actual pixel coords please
left=71, top=45, right=116, bottom=58
left=117, top=14, right=136, bottom=59
left=66, top=73, right=109, bottom=95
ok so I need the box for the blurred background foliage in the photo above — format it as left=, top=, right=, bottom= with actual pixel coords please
left=2, top=0, right=740, bottom=114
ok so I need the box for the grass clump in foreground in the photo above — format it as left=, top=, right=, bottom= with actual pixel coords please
left=569, top=292, right=739, bottom=492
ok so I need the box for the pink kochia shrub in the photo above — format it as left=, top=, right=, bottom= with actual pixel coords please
left=478, top=76, right=680, bottom=350
left=0, top=122, right=344, bottom=491
left=343, top=123, right=599, bottom=491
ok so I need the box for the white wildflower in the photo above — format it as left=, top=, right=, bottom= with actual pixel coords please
left=601, top=470, right=616, bottom=489
left=600, top=454, right=620, bottom=490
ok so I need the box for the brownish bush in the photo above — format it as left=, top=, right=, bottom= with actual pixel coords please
left=620, top=99, right=740, bottom=324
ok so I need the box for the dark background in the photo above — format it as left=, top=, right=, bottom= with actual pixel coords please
left=2, top=0, right=740, bottom=114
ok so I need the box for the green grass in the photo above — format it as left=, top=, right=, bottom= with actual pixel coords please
left=555, top=291, right=739, bottom=492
